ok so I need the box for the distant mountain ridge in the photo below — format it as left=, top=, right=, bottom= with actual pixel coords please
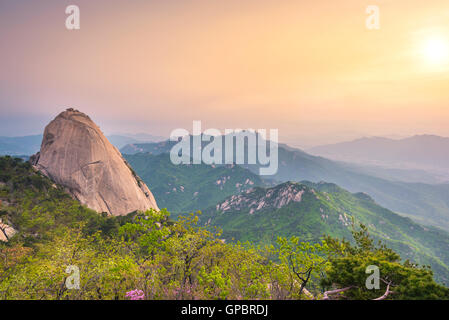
left=0, top=133, right=164, bottom=156
left=308, top=135, right=449, bottom=172
left=0, top=135, right=43, bottom=156
left=108, top=133, right=165, bottom=149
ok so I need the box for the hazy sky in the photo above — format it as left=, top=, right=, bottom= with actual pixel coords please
left=1, top=0, right=449, bottom=147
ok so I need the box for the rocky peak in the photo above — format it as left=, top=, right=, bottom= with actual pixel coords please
left=32, top=108, right=159, bottom=216
left=216, top=182, right=312, bottom=214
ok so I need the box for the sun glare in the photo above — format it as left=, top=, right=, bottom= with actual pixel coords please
left=421, top=36, right=449, bottom=65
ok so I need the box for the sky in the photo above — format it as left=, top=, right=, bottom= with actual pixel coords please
left=1, top=0, right=449, bottom=147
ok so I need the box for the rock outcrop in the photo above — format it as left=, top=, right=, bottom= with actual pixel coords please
left=215, top=182, right=308, bottom=214
left=0, top=221, right=16, bottom=242
left=32, top=108, right=159, bottom=215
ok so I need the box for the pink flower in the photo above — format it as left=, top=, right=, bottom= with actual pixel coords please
left=126, top=289, right=145, bottom=300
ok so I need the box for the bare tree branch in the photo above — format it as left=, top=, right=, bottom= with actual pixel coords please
left=373, top=281, right=393, bottom=300
left=322, top=286, right=356, bottom=300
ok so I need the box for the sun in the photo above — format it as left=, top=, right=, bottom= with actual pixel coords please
left=421, top=36, right=449, bottom=65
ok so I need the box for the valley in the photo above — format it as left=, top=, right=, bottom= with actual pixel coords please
left=121, top=139, right=449, bottom=231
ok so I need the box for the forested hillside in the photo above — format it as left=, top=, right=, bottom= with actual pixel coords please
left=1, top=156, right=448, bottom=300
left=200, top=181, right=449, bottom=284
left=124, top=153, right=270, bottom=212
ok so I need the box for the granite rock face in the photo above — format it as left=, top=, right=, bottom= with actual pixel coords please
left=32, top=108, right=159, bottom=215
left=0, top=221, right=16, bottom=242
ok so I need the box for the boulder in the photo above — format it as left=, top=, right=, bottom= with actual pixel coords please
left=33, top=108, right=159, bottom=215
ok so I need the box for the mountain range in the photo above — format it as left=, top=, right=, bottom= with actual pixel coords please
left=308, top=135, right=449, bottom=175
left=2, top=110, right=449, bottom=289
left=121, top=138, right=449, bottom=231
left=0, top=133, right=165, bottom=156
left=0, top=135, right=43, bottom=157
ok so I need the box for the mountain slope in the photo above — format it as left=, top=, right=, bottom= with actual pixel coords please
left=122, top=139, right=449, bottom=230
left=200, top=181, right=449, bottom=285
left=3, top=155, right=446, bottom=299
left=0, top=156, right=128, bottom=245
left=124, top=152, right=270, bottom=213
left=245, top=146, right=449, bottom=230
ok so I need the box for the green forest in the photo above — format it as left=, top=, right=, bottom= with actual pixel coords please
left=1, top=156, right=448, bottom=300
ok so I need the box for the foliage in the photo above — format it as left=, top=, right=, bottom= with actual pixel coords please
left=268, top=237, right=329, bottom=297
left=200, top=181, right=449, bottom=285
left=321, top=223, right=449, bottom=300
left=0, top=156, right=448, bottom=300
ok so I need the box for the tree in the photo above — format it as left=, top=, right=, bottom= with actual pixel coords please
left=321, top=223, right=449, bottom=300
left=267, top=236, right=330, bottom=299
